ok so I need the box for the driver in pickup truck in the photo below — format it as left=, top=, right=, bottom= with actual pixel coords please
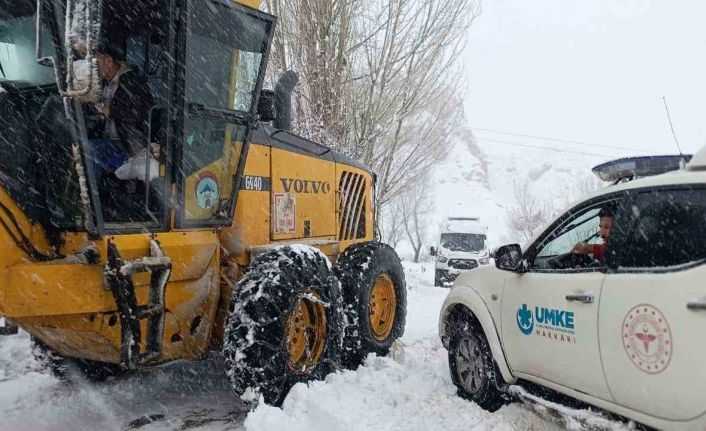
left=572, top=207, right=614, bottom=263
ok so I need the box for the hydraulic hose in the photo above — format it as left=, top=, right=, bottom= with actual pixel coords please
left=0, top=201, right=54, bottom=262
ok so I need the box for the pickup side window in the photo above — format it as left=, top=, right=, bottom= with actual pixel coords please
left=529, top=197, right=623, bottom=271
left=535, top=207, right=601, bottom=259
left=610, top=187, right=706, bottom=269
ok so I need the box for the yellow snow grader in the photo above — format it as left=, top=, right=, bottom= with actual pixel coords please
left=0, top=0, right=406, bottom=405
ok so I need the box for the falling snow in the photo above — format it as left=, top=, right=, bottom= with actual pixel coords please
left=0, top=262, right=632, bottom=431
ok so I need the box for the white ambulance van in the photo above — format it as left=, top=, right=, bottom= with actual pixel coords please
left=430, top=217, right=490, bottom=287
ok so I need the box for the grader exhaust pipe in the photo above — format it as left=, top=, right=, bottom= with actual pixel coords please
left=273, top=70, right=299, bottom=131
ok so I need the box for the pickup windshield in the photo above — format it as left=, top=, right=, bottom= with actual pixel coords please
left=440, top=233, right=486, bottom=252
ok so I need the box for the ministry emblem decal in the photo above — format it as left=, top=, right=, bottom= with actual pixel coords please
left=622, top=304, right=672, bottom=374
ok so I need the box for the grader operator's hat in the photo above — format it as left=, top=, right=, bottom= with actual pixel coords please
left=95, top=37, right=125, bottom=61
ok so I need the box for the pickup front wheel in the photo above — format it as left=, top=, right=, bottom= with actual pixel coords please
left=448, top=323, right=505, bottom=411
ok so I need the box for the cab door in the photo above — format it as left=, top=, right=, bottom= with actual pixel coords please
left=501, top=200, right=618, bottom=401
left=599, top=187, right=706, bottom=421
left=176, top=0, right=274, bottom=228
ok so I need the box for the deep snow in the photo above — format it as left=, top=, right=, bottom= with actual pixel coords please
left=244, top=263, right=563, bottom=431
left=0, top=262, right=626, bottom=431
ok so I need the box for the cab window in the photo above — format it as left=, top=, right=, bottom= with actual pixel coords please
left=0, top=1, right=57, bottom=88
left=0, top=2, right=80, bottom=238
left=178, top=0, right=273, bottom=226
left=611, top=188, right=706, bottom=268
left=184, top=0, right=269, bottom=113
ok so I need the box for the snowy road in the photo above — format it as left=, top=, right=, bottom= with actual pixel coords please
left=1, top=263, right=577, bottom=431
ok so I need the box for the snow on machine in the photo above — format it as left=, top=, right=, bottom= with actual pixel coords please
left=439, top=151, right=706, bottom=430
left=0, top=0, right=406, bottom=406
left=430, top=217, right=490, bottom=287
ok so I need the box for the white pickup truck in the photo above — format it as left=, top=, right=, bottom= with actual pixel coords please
left=439, top=150, right=706, bottom=430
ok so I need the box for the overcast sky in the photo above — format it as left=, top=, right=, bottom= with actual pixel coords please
left=463, top=0, right=706, bottom=161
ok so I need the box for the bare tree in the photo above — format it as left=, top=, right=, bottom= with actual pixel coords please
left=263, top=0, right=360, bottom=145
left=394, top=173, right=432, bottom=262
left=263, top=0, right=481, bottom=208
left=379, top=200, right=405, bottom=249
left=506, top=182, right=551, bottom=244
left=349, top=0, right=480, bottom=207
left=556, top=174, right=604, bottom=212
left=370, top=88, right=466, bottom=208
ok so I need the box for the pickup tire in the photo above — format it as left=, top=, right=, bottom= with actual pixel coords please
left=223, top=246, right=343, bottom=407
left=335, top=242, right=406, bottom=368
left=448, top=321, right=505, bottom=411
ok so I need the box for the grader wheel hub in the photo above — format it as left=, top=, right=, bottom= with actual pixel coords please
left=369, top=273, right=397, bottom=341
left=285, top=293, right=328, bottom=372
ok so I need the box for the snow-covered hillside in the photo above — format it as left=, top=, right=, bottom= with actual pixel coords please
left=431, top=126, right=506, bottom=247
left=429, top=124, right=624, bottom=249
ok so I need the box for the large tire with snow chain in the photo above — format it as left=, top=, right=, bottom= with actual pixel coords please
left=31, top=338, right=122, bottom=382
left=223, top=245, right=343, bottom=407
left=334, top=242, right=407, bottom=368
left=448, top=320, right=506, bottom=412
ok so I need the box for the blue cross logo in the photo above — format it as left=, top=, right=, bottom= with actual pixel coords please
left=517, top=303, right=534, bottom=335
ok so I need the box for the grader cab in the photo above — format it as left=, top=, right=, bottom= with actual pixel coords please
left=0, top=0, right=406, bottom=405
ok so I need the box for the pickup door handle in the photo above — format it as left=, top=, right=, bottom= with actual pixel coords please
left=565, top=293, right=594, bottom=304
left=687, top=299, right=706, bottom=311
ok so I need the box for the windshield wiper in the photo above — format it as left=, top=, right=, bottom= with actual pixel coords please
left=0, top=56, right=6, bottom=78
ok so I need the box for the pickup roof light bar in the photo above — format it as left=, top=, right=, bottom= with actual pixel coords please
left=687, top=145, right=706, bottom=171
left=592, top=154, right=692, bottom=183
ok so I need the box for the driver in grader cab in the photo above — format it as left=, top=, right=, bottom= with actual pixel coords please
left=571, top=207, right=614, bottom=264
left=91, top=37, right=157, bottom=182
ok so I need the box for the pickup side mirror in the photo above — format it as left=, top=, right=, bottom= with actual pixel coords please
left=429, top=246, right=437, bottom=257
left=495, top=244, right=525, bottom=272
